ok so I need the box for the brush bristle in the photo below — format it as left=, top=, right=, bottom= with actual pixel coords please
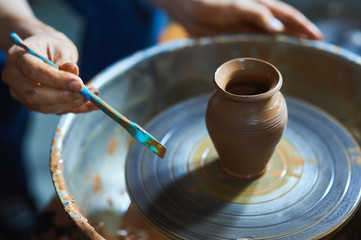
left=146, top=139, right=166, bottom=158
left=129, top=122, right=167, bottom=158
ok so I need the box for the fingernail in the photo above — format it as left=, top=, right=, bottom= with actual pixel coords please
left=268, top=17, right=284, bottom=32
left=310, top=23, right=324, bottom=39
left=68, top=81, right=82, bottom=91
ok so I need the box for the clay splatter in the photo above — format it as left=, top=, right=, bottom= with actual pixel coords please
left=93, top=174, right=102, bottom=193
left=107, top=137, right=117, bottom=155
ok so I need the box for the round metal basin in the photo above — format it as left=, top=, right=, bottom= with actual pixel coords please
left=50, top=35, right=361, bottom=239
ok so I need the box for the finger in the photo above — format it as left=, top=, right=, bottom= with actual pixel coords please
left=5, top=67, right=87, bottom=106
left=26, top=101, right=97, bottom=114
left=282, top=28, right=309, bottom=39
left=24, top=86, right=87, bottom=107
left=18, top=87, right=97, bottom=114
left=187, top=21, right=266, bottom=37
left=9, top=86, right=88, bottom=112
left=176, top=1, right=280, bottom=36
left=259, top=0, right=323, bottom=40
left=68, top=102, right=99, bottom=114
left=51, top=44, right=78, bottom=67
left=42, top=32, right=79, bottom=66
left=59, top=63, right=101, bottom=96
left=86, top=85, right=100, bottom=95
left=2, top=66, right=36, bottom=104
left=59, top=62, right=79, bottom=76
left=59, top=63, right=101, bottom=113
left=70, top=85, right=101, bottom=113
left=232, top=1, right=284, bottom=33
left=40, top=87, right=99, bottom=114
left=54, top=102, right=99, bottom=115
left=14, top=48, right=83, bottom=92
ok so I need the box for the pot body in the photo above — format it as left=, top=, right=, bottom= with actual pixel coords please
left=206, top=58, right=288, bottom=179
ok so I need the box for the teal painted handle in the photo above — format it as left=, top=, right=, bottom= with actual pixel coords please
left=81, top=87, right=164, bottom=155
left=81, top=87, right=134, bottom=133
left=9, top=33, right=58, bottom=68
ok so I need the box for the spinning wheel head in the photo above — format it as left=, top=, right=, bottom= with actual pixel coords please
left=126, top=95, right=361, bottom=240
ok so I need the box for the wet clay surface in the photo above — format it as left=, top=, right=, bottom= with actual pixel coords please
left=206, top=58, right=288, bottom=178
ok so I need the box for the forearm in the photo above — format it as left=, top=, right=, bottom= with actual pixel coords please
left=0, top=0, right=55, bottom=51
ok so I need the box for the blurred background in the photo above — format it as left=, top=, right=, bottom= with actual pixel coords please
left=2, top=0, right=361, bottom=239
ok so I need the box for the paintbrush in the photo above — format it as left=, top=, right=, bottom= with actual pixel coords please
left=9, top=32, right=166, bottom=158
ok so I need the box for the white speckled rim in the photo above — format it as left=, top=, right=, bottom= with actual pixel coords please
left=50, top=34, right=361, bottom=240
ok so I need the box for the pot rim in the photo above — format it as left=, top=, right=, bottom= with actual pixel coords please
left=214, top=57, right=283, bottom=102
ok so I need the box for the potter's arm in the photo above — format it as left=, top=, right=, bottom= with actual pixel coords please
left=0, top=0, right=58, bottom=51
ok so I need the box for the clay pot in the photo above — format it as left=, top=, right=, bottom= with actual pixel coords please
left=206, top=58, right=288, bottom=179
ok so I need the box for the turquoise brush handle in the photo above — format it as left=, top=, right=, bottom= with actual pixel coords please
left=80, top=87, right=163, bottom=155
left=9, top=32, right=166, bottom=158
left=9, top=32, right=58, bottom=68
left=81, top=87, right=142, bottom=136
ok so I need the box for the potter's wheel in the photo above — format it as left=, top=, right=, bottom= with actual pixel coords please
left=126, top=94, right=361, bottom=239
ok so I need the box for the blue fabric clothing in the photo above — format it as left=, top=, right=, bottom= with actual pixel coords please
left=0, top=50, right=29, bottom=196
left=65, top=0, right=167, bottom=81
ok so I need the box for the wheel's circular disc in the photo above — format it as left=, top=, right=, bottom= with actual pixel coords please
left=126, top=95, right=361, bottom=240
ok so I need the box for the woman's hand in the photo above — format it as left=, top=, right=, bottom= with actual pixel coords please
left=2, top=30, right=99, bottom=114
left=151, top=0, right=323, bottom=40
